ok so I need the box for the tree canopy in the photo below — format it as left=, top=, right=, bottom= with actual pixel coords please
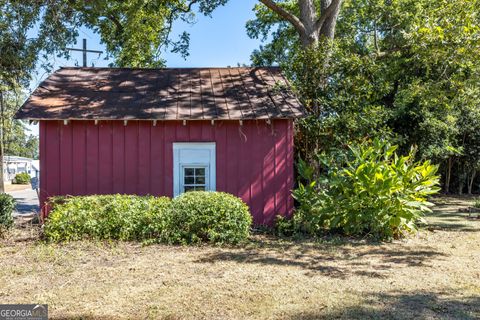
left=2, top=0, right=480, bottom=193
left=245, top=0, right=480, bottom=193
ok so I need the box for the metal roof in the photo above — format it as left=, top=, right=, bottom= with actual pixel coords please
left=15, top=67, right=304, bottom=121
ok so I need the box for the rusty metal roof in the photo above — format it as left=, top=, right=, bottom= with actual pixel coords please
left=15, top=67, right=304, bottom=121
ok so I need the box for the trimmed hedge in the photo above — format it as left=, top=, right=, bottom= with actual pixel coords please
left=0, top=193, right=15, bottom=229
left=13, top=172, right=30, bottom=184
left=43, top=192, right=252, bottom=244
left=44, top=195, right=171, bottom=242
left=164, top=191, right=252, bottom=244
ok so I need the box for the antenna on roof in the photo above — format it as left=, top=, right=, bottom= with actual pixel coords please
left=66, top=38, right=103, bottom=67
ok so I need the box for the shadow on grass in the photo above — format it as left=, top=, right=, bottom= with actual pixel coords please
left=285, top=291, right=480, bottom=320
left=426, top=210, right=480, bottom=232
left=50, top=292, right=480, bottom=320
left=196, top=236, right=447, bottom=278
left=194, top=201, right=471, bottom=277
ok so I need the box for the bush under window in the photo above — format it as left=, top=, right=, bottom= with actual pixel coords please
left=162, top=191, right=252, bottom=244
left=43, top=192, right=252, bottom=244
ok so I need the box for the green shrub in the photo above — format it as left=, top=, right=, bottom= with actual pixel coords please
left=474, top=198, right=480, bottom=209
left=161, top=191, right=252, bottom=245
left=44, top=192, right=252, bottom=245
left=44, top=195, right=171, bottom=242
left=0, top=193, right=15, bottom=229
left=13, top=172, right=30, bottom=184
left=287, top=139, right=440, bottom=240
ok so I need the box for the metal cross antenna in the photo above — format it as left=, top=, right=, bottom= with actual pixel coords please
left=66, top=38, right=103, bottom=67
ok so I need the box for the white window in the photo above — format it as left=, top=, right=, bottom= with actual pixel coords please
left=181, top=166, right=208, bottom=192
left=173, top=143, right=216, bottom=196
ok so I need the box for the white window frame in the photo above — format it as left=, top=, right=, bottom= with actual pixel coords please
left=173, top=142, right=216, bottom=196
left=180, top=165, right=209, bottom=192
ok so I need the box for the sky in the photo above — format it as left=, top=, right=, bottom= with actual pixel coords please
left=26, top=0, right=263, bottom=136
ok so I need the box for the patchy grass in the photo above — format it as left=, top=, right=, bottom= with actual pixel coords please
left=1, top=196, right=479, bottom=320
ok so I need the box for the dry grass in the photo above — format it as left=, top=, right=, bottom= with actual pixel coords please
left=1, top=196, right=479, bottom=320
left=5, top=183, right=31, bottom=192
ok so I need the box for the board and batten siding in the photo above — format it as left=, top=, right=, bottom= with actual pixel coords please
left=39, top=119, right=294, bottom=225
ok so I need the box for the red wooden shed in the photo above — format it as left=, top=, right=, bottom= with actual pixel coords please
left=15, top=67, right=304, bottom=225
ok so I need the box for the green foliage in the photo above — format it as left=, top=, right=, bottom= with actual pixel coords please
left=43, top=192, right=251, bottom=245
left=0, top=193, right=15, bottom=229
left=473, top=198, right=480, bottom=209
left=1, top=0, right=230, bottom=77
left=44, top=195, right=172, bottom=242
left=1, top=88, right=39, bottom=159
left=286, top=139, right=440, bottom=240
left=1, top=1, right=79, bottom=87
left=74, top=0, right=229, bottom=67
left=249, top=0, right=480, bottom=194
left=13, top=172, right=30, bottom=184
left=162, top=191, right=252, bottom=245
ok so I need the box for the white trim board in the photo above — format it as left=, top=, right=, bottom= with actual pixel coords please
left=173, top=142, right=216, bottom=197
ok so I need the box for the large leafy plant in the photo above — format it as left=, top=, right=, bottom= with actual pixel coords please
left=289, top=139, right=440, bottom=240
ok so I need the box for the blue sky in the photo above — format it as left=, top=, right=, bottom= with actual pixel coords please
left=31, top=0, right=261, bottom=82
left=27, top=0, right=263, bottom=135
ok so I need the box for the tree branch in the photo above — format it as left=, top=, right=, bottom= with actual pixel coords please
left=160, top=0, right=199, bottom=53
left=314, top=0, right=342, bottom=33
left=107, top=15, right=123, bottom=35
left=259, top=0, right=306, bottom=35
left=173, top=0, right=199, bottom=14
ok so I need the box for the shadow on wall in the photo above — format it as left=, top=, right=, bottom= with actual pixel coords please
left=284, top=292, right=480, bottom=320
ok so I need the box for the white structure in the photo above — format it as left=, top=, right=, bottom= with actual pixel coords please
left=3, top=156, right=39, bottom=182
left=173, top=143, right=216, bottom=197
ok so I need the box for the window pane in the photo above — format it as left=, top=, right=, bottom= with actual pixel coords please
left=195, top=186, right=206, bottom=191
left=184, top=168, right=194, bottom=176
left=195, top=168, right=205, bottom=176
left=196, top=176, right=205, bottom=184
left=184, top=176, right=195, bottom=184
left=184, top=186, right=195, bottom=192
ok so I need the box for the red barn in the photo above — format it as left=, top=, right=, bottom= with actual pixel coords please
left=15, top=67, right=304, bottom=225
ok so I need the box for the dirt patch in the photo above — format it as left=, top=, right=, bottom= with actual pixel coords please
left=1, top=196, right=479, bottom=319
left=5, top=184, right=31, bottom=192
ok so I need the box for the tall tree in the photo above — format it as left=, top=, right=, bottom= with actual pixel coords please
left=247, top=0, right=480, bottom=192
left=1, top=0, right=81, bottom=191
left=258, top=0, right=342, bottom=46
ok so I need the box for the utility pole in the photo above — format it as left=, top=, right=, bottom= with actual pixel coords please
left=66, top=38, right=103, bottom=67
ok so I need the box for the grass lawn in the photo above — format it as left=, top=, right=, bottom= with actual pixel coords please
left=1, top=196, right=479, bottom=320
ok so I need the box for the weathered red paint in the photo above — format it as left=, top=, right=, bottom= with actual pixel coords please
left=39, top=119, right=294, bottom=225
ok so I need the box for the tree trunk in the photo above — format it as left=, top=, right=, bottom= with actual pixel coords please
left=445, top=157, right=452, bottom=194
left=299, top=0, right=319, bottom=46
left=0, top=91, right=5, bottom=193
left=259, top=0, right=343, bottom=47
left=319, top=0, right=341, bottom=39
left=468, top=169, right=476, bottom=195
